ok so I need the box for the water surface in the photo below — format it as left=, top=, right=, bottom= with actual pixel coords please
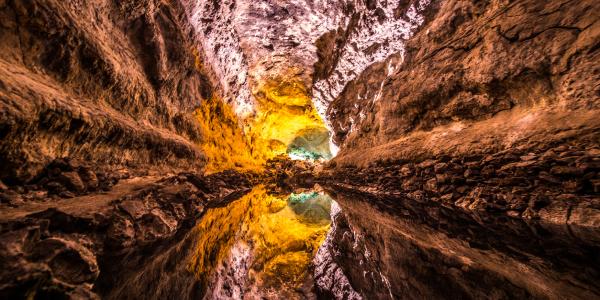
left=188, top=185, right=600, bottom=299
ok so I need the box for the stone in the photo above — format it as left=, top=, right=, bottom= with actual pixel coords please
left=506, top=210, right=521, bottom=218
left=38, top=238, right=99, bottom=284
left=106, top=216, right=135, bottom=249
left=550, top=166, right=583, bottom=177
left=138, top=210, right=177, bottom=242
left=79, top=168, right=99, bottom=190
left=119, top=200, right=148, bottom=220
left=399, top=166, right=413, bottom=177
left=45, top=181, right=66, bottom=194
left=562, top=180, right=582, bottom=193
left=59, top=172, right=86, bottom=193
left=591, top=179, right=600, bottom=193
left=435, top=173, right=450, bottom=184
left=480, top=166, right=495, bottom=178
left=464, top=169, right=479, bottom=178
left=538, top=172, right=561, bottom=184
left=0, top=191, right=24, bottom=206
left=434, top=163, right=448, bottom=173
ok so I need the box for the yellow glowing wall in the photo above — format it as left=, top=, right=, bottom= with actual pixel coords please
left=193, top=55, right=330, bottom=172
left=194, top=96, right=264, bottom=173
left=246, top=78, right=329, bottom=159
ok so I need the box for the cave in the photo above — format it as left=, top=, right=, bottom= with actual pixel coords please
left=0, top=0, right=599, bottom=299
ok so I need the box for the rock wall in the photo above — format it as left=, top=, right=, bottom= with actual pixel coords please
left=0, top=0, right=217, bottom=183
left=321, top=0, right=600, bottom=221
left=182, top=0, right=348, bottom=117
left=327, top=0, right=599, bottom=153
left=312, top=0, right=434, bottom=119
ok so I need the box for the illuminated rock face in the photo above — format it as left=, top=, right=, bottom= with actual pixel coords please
left=194, top=96, right=262, bottom=173
left=326, top=0, right=600, bottom=154
left=248, top=78, right=332, bottom=161
left=181, top=0, right=347, bottom=117
left=0, top=0, right=214, bottom=182
left=288, top=127, right=333, bottom=161
left=181, top=0, right=347, bottom=164
left=179, top=0, right=436, bottom=165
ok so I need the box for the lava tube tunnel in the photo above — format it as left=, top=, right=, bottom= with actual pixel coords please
left=0, top=0, right=599, bottom=299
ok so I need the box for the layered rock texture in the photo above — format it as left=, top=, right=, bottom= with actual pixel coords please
left=0, top=170, right=252, bottom=299
left=327, top=0, right=599, bottom=162
left=322, top=0, right=600, bottom=223
left=0, top=0, right=216, bottom=183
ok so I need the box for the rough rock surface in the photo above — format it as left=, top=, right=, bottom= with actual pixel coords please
left=322, top=140, right=600, bottom=225
left=0, top=171, right=251, bottom=299
left=181, top=0, right=348, bottom=115
left=0, top=0, right=599, bottom=298
left=327, top=0, right=599, bottom=151
left=312, top=0, right=434, bottom=118
left=0, top=0, right=216, bottom=184
left=321, top=0, right=600, bottom=227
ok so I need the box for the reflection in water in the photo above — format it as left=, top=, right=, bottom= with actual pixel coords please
left=188, top=185, right=333, bottom=299
left=186, top=185, right=600, bottom=299
left=315, top=188, right=600, bottom=299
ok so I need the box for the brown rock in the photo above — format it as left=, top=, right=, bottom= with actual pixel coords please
left=0, top=191, right=24, bottom=206
left=464, top=169, right=479, bottom=178
left=59, top=172, right=86, bottom=193
left=591, top=179, right=600, bottom=193
left=434, top=163, right=448, bottom=173
left=399, top=166, right=413, bottom=177
left=550, top=166, right=583, bottom=177
left=119, top=200, right=149, bottom=220
left=538, top=172, right=561, bottom=184
left=34, top=237, right=99, bottom=284
left=424, top=178, right=438, bottom=192
left=79, top=168, right=99, bottom=190
left=106, top=216, right=135, bottom=249
left=45, top=181, right=66, bottom=194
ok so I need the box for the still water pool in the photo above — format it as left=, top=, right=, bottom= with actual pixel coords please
left=188, top=185, right=335, bottom=299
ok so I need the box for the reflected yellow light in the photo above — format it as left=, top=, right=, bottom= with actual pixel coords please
left=188, top=186, right=332, bottom=295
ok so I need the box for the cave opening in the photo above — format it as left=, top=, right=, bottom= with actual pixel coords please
left=286, top=127, right=334, bottom=161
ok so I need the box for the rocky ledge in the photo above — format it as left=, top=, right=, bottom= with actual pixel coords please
left=321, top=136, right=600, bottom=230
left=0, top=169, right=252, bottom=299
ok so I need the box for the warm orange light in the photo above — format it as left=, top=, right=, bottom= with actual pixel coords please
left=194, top=96, right=264, bottom=174
left=188, top=186, right=332, bottom=294
left=246, top=78, right=330, bottom=160
left=194, top=76, right=331, bottom=173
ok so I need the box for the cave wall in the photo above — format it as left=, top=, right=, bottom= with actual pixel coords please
left=325, top=0, right=599, bottom=156
left=312, top=0, right=434, bottom=119
left=181, top=0, right=348, bottom=117
left=318, top=0, right=600, bottom=220
left=0, top=0, right=218, bottom=183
